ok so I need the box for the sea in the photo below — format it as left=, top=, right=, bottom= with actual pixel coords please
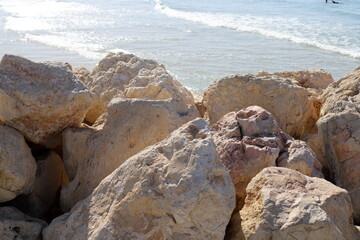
left=0, top=0, right=359, bottom=92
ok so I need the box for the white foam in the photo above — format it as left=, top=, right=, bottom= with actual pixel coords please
left=24, top=33, right=105, bottom=60
left=0, top=0, right=99, bottom=32
left=154, top=0, right=360, bottom=59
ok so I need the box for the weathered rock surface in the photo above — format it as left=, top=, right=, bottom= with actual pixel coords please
left=0, top=206, right=47, bottom=240
left=240, top=167, right=360, bottom=240
left=0, top=126, right=36, bottom=202
left=60, top=97, right=199, bottom=211
left=43, top=119, right=236, bottom=240
left=256, top=69, right=333, bottom=90
left=10, top=151, right=68, bottom=219
left=211, top=106, right=323, bottom=209
left=203, top=74, right=320, bottom=138
left=317, top=67, right=360, bottom=223
left=82, top=52, right=195, bottom=123
left=0, top=54, right=93, bottom=144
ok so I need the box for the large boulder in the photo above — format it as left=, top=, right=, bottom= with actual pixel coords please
left=211, top=106, right=323, bottom=209
left=0, top=126, right=36, bottom=202
left=9, top=151, right=68, bottom=219
left=43, top=119, right=236, bottom=240
left=60, top=98, right=199, bottom=211
left=79, top=52, right=195, bottom=123
left=317, top=67, right=360, bottom=223
left=239, top=167, right=359, bottom=240
left=0, top=54, right=93, bottom=144
left=203, top=74, right=321, bottom=138
left=0, top=206, right=47, bottom=240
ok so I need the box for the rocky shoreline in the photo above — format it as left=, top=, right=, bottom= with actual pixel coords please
left=0, top=52, right=359, bottom=239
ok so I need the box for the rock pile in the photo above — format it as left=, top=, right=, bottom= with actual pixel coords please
left=0, top=53, right=359, bottom=240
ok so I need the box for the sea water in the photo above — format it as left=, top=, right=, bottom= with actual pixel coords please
left=0, top=0, right=359, bottom=92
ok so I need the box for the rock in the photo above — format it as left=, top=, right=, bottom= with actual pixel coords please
left=211, top=106, right=323, bottom=209
left=9, top=151, right=68, bottom=219
left=0, top=206, right=47, bottom=240
left=256, top=69, right=333, bottom=90
left=0, top=126, right=36, bottom=202
left=317, top=67, right=360, bottom=223
left=43, top=119, right=236, bottom=240
left=60, top=97, right=200, bottom=211
left=193, top=93, right=206, bottom=117
left=203, top=74, right=318, bottom=138
left=239, top=167, right=360, bottom=240
left=0, top=54, right=93, bottom=144
left=83, top=52, right=195, bottom=123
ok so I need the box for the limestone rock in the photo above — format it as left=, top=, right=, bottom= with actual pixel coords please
left=317, top=67, right=360, bottom=223
left=0, top=126, right=36, bottom=202
left=43, top=119, right=236, bottom=240
left=240, top=167, right=360, bottom=240
left=211, top=106, right=323, bottom=209
left=60, top=97, right=199, bottom=211
left=10, top=151, right=68, bottom=218
left=203, top=74, right=319, bottom=138
left=0, top=207, right=47, bottom=240
left=0, top=54, right=93, bottom=144
left=256, top=69, right=333, bottom=90
left=83, top=52, right=195, bottom=123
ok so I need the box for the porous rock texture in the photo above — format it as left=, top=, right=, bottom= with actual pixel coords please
left=240, top=167, right=360, bottom=240
left=75, top=52, right=195, bottom=123
left=0, top=54, right=93, bottom=144
left=203, top=74, right=322, bottom=138
left=10, top=151, right=68, bottom=219
left=0, top=206, right=47, bottom=240
left=60, top=97, right=199, bottom=211
left=0, top=126, right=36, bottom=202
left=43, top=119, right=236, bottom=240
left=211, top=106, right=323, bottom=209
left=317, top=67, right=360, bottom=223
left=256, top=69, right=333, bottom=91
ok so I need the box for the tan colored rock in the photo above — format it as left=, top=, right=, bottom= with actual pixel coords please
left=60, top=97, right=199, bottom=211
left=10, top=151, right=68, bottom=218
left=83, top=52, right=195, bottom=123
left=203, top=74, right=317, bottom=138
left=317, top=67, right=360, bottom=223
left=240, top=167, right=360, bottom=240
left=0, top=126, right=36, bottom=202
left=0, top=207, right=47, bottom=240
left=211, top=106, right=323, bottom=209
left=193, top=93, right=206, bottom=117
left=0, top=54, right=93, bottom=144
left=256, top=69, right=333, bottom=90
left=43, top=119, right=236, bottom=240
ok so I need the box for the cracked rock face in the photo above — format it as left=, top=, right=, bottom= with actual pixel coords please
left=0, top=55, right=93, bottom=144
left=43, top=119, right=236, bottom=240
left=0, top=126, right=37, bottom=202
left=317, top=67, right=360, bottom=223
left=203, top=74, right=321, bottom=139
left=75, top=52, right=195, bottom=124
left=60, top=98, right=199, bottom=211
left=240, top=167, right=360, bottom=240
left=211, top=106, right=323, bottom=210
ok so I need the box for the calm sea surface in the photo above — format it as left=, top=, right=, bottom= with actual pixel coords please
left=0, top=0, right=359, bottom=92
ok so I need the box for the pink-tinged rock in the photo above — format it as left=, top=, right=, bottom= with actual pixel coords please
left=211, top=106, right=323, bottom=210
left=0, top=55, right=93, bottom=144
left=203, top=74, right=320, bottom=139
